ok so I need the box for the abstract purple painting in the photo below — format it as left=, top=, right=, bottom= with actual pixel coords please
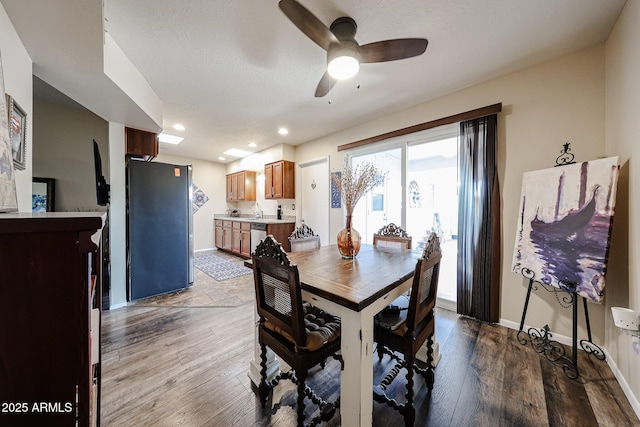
left=512, top=157, right=619, bottom=303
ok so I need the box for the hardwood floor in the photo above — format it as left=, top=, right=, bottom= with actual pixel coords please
left=101, top=252, right=638, bottom=426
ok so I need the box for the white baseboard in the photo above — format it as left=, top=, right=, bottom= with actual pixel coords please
left=108, top=301, right=128, bottom=310
left=436, top=297, right=456, bottom=312
left=602, top=346, right=640, bottom=420
left=499, top=318, right=640, bottom=421
left=194, top=247, right=216, bottom=253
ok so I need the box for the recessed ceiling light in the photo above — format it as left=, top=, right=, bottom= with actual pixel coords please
left=223, top=148, right=252, bottom=158
left=278, top=128, right=288, bottom=135
left=173, top=123, right=185, bottom=131
left=158, top=133, right=184, bottom=144
left=218, top=156, right=226, bottom=161
left=248, top=142, right=258, bottom=148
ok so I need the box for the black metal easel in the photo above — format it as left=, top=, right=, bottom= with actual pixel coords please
left=515, top=143, right=606, bottom=379
left=517, top=268, right=605, bottom=379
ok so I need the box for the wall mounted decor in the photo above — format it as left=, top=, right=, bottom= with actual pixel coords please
left=330, top=171, right=341, bottom=208
left=6, top=94, right=26, bottom=170
left=32, top=177, right=55, bottom=212
left=512, top=156, right=619, bottom=303
left=0, top=50, right=18, bottom=212
left=192, top=183, right=209, bottom=214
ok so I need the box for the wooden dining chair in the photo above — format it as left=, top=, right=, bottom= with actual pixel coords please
left=373, top=223, right=412, bottom=250
left=373, top=232, right=441, bottom=426
left=252, top=235, right=342, bottom=427
left=288, top=222, right=321, bottom=252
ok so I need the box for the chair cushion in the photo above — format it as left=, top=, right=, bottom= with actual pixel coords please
left=264, top=302, right=341, bottom=351
left=375, top=295, right=409, bottom=335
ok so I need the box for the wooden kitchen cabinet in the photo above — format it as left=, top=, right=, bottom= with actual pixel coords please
left=231, top=222, right=251, bottom=257
left=240, top=223, right=251, bottom=257
left=267, top=222, right=295, bottom=252
left=215, top=219, right=294, bottom=257
left=214, top=220, right=223, bottom=248
left=226, top=171, right=256, bottom=201
left=222, top=220, right=233, bottom=250
left=125, top=127, right=158, bottom=158
left=264, top=160, right=295, bottom=199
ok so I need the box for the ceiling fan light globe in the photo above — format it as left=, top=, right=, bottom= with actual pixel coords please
left=328, top=56, right=359, bottom=80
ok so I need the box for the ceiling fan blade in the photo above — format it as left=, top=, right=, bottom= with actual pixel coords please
left=279, top=0, right=338, bottom=51
left=315, top=71, right=337, bottom=97
left=359, top=38, right=428, bottom=63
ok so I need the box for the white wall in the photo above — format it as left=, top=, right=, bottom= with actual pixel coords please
left=32, top=98, right=109, bottom=211
left=156, top=152, right=227, bottom=251
left=108, top=122, right=127, bottom=308
left=605, top=0, right=640, bottom=413
left=296, top=45, right=608, bottom=344
left=0, top=2, right=32, bottom=212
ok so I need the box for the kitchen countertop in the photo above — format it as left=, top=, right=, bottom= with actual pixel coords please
left=213, top=215, right=295, bottom=225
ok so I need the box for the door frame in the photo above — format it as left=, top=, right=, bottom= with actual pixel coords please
left=296, top=156, right=330, bottom=246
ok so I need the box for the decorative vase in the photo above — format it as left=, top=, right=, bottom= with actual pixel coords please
left=337, top=215, right=361, bottom=259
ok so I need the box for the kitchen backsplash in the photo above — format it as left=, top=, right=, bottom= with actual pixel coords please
left=221, top=198, right=296, bottom=220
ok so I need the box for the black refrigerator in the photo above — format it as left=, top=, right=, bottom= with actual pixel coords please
left=127, top=159, right=194, bottom=300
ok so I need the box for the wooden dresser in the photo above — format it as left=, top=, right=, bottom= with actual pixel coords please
left=0, top=212, right=105, bottom=426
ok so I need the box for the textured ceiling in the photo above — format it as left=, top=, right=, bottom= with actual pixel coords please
left=2, top=0, right=627, bottom=163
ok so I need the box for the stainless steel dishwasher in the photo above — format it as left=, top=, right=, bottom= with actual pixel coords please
left=250, top=222, right=267, bottom=253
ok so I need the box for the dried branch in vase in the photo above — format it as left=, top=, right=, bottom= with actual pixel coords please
left=332, top=159, right=384, bottom=216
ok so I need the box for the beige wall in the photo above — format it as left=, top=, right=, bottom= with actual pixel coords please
left=156, top=153, right=227, bottom=251
left=32, top=98, right=109, bottom=212
left=0, top=2, right=32, bottom=212
left=605, top=0, right=640, bottom=412
left=296, top=45, right=608, bottom=343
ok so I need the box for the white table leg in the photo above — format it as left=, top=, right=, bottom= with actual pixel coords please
left=339, top=308, right=374, bottom=427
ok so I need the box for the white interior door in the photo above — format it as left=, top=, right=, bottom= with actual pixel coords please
left=298, top=158, right=329, bottom=245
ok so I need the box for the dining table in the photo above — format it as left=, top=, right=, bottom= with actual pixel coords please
left=246, top=243, right=426, bottom=426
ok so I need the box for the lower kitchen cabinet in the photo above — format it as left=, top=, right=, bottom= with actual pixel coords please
left=215, top=219, right=294, bottom=257
left=231, top=222, right=251, bottom=257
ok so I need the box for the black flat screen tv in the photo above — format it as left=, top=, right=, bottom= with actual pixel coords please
left=93, top=139, right=110, bottom=206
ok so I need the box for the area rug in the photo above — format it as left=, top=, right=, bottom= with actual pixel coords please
left=194, top=252, right=253, bottom=281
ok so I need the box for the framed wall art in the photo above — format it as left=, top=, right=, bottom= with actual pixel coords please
left=512, top=156, right=620, bottom=303
left=6, top=94, right=26, bottom=170
left=32, top=177, right=55, bottom=212
left=331, top=171, right=341, bottom=208
left=0, top=50, right=18, bottom=212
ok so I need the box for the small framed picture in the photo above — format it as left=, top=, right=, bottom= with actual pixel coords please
left=32, top=177, right=55, bottom=212
left=6, top=94, right=26, bottom=170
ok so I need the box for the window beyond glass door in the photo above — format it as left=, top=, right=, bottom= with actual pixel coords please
left=351, top=148, right=402, bottom=244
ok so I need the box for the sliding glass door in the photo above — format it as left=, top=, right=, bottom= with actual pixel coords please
left=406, top=136, right=458, bottom=303
left=347, top=124, right=458, bottom=304
left=351, top=148, right=402, bottom=244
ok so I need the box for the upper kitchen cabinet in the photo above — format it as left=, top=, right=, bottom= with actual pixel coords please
left=264, top=160, right=295, bottom=199
left=226, top=170, right=256, bottom=202
left=125, top=127, right=158, bottom=158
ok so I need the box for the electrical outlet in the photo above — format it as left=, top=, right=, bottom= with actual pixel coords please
left=633, top=335, right=640, bottom=356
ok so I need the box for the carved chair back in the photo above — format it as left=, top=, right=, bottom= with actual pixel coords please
left=406, top=232, right=441, bottom=334
left=289, top=223, right=321, bottom=252
left=373, top=223, right=412, bottom=250
left=252, top=235, right=307, bottom=347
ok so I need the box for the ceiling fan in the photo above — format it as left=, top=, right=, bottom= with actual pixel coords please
left=278, top=0, right=428, bottom=97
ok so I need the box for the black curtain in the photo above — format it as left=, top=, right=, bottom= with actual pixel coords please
left=457, top=114, right=501, bottom=322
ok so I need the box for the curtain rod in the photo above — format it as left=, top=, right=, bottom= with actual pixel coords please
left=337, top=102, right=502, bottom=152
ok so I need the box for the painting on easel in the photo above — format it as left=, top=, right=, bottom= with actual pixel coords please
left=512, top=156, right=619, bottom=303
